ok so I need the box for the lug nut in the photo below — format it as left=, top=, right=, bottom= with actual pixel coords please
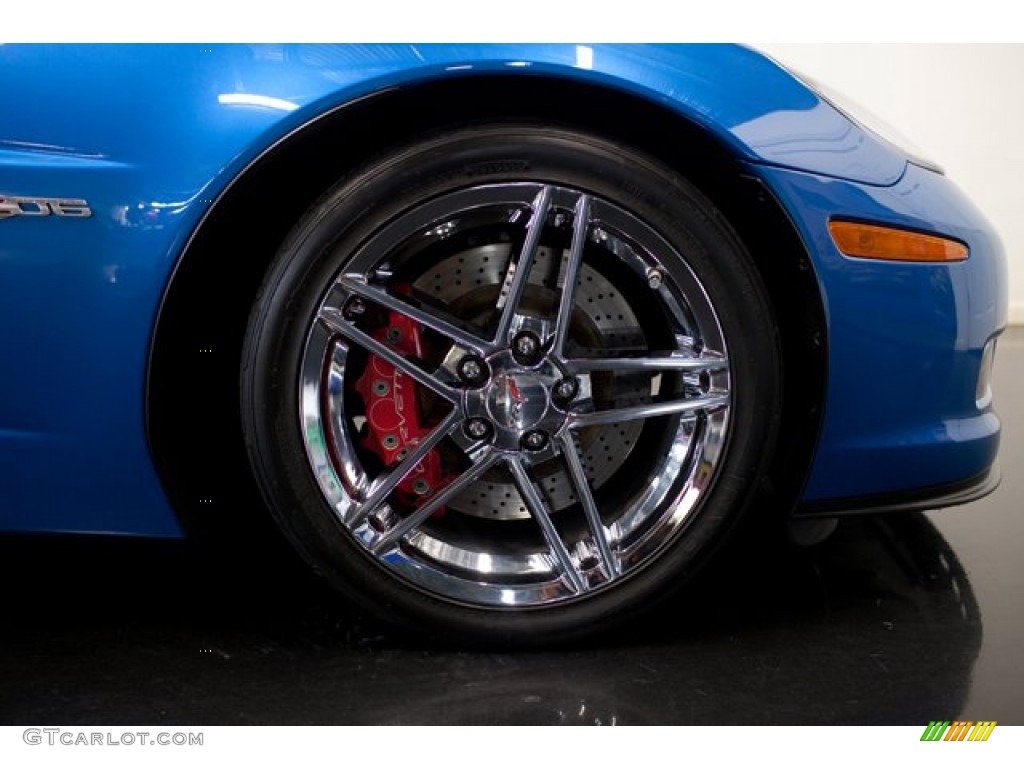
left=385, top=327, right=403, bottom=344
left=512, top=331, right=542, bottom=365
left=342, top=297, right=367, bottom=320
left=463, top=417, right=493, bottom=442
left=552, top=376, right=579, bottom=404
left=457, top=355, right=489, bottom=387
left=646, top=268, right=663, bottom=290
left=369, top=506, right=398, bottom=533
left=520, top=429, right=549, bottom=451
left=412, top=478, right=431, bottom=496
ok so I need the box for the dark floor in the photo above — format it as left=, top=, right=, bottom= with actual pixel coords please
left=2, top=331, right=1021, bottom=726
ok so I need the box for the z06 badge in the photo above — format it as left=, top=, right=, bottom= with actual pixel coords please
left=0, top=197, right=92, bottom=220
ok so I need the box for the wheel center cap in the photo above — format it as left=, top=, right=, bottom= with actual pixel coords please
left=462, top=351, right=566, bottom=453
left=487, top=371, right=549, bottom=431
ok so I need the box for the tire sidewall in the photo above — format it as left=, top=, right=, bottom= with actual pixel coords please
left=241, top=124, right=780, bottom=645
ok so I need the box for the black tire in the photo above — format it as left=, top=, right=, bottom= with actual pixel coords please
left=240, top=123, right=781, bottom=645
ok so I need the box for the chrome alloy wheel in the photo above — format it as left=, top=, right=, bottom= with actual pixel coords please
left=298, top=182, right=732, bottom=607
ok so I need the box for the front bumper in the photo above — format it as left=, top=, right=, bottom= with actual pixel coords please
left=755, top=162, right=1007, bottom=509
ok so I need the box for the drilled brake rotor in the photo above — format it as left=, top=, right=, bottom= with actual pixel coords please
left=411, top=244, right=649, bottom=520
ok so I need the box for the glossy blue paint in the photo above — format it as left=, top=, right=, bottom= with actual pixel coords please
left=0, top=44, right=1002, bottom=534
left=755, top=162, right=1006, bottom=500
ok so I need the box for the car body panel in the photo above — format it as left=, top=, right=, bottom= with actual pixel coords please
left=757, top=162, right=1006, bottom=501
left=0, top=43, right=1002, bottom=535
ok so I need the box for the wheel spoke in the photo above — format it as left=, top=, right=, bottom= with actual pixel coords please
left=493, top=185, right=553, bottom=343
left=336, top=277, right=493, bottom=357
left=569, top=391, right=729, bottom=428
left=550, top=194, right=591, bottom=358
left=564, top=350, right=728, bottom=375
left=318, top=306, right=460, bottom=403
left=370, top=450, right=501, bottom=555
left=507, top=456, right=586, bottom=593
left=296, top=176, right=741, bottom=610
left=346, top=410, right=461, bottom=529
left=558, top=433, right=618, bottom=578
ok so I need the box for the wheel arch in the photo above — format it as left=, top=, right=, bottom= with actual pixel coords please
left=146, top=73, right=827, bottom=536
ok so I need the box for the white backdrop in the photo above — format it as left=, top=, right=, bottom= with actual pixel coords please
left=759, top=44, right=1024, bottom=325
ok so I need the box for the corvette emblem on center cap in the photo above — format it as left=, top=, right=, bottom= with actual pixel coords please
left=489, top=372, right=547, bottom=431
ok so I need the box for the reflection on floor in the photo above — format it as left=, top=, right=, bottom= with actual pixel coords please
left=1, top=329, right=1020, bottom=725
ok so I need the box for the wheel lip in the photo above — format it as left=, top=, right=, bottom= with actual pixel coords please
left=297, top=179, right=733, bottom=608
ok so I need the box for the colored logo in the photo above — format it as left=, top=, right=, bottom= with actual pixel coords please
left=920, top=721, right=996, bottom=741
left=492, top=373, right=528, bottom=428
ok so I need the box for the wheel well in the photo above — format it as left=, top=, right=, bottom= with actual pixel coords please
left=146, top=74, right=826, bottom=536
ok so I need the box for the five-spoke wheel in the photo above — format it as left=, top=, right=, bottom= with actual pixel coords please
left=242, top=125, right=779, bottom=643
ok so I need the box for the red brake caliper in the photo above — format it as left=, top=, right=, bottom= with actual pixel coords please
left=352, top=307, right=452, bottom=514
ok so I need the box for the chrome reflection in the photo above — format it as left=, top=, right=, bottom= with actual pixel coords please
left=299, top=182, right=732, bottom=608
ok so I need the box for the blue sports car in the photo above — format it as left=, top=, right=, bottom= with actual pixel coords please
left=0, top=44, right=1005, bottom=643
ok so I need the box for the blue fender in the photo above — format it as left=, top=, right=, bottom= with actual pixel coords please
left=0, top=44, right=910, bottom=534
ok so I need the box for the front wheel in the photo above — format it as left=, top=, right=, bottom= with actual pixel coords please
left=241, top=124, right=780, bottom=644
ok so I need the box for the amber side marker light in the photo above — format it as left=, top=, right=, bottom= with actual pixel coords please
left=829, top=221, right=968, bottom=262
